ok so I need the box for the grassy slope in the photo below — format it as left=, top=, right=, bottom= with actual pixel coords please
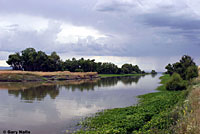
left=75, top=74, right=188, bottom=134
left=0, top=70, right=98, bottom=82
left=0, top=73, right=43, bottom=82
left=173, top=77, right=200, bottom=134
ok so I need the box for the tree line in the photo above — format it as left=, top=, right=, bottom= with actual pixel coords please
left=7, top=48, right=147, bottom=74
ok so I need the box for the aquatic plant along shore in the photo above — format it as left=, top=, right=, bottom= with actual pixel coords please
left=74, top=74, right=189, bottom=133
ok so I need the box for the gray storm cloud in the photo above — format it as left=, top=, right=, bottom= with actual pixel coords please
left=0, top=0, right=200, bottom=70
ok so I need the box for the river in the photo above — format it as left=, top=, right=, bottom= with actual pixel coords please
left=0, top=74, right=161, bottom=134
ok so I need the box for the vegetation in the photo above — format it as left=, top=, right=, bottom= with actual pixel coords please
left=166, top=73, right=188, bottom=91
left=72, top=55, right=199, bottom=133
left=151, top=70, right=157, bottom=74
left=7, top=48, right=147, bottom=74
left=74, top=74, right=188, bottom=133
left=165, top=55, right=198, bottom=92
left=173, top=78, right=200, bottom=134
left=121, top=64, right=143, bottom=74
left=165, top=55, right=198, bottom=80
left=0, top=70, right=98, bottom=82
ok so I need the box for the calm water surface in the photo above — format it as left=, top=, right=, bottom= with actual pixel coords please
left=0, top=74, right=161, bottom=134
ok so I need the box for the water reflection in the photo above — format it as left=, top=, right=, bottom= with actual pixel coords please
left=0, top=74, right=161, bottom=134
left=151, top=74, right=157, bottom=78
left=8, top=85, right=60, bottom=102
left=7, top=76, right=142, bottom=101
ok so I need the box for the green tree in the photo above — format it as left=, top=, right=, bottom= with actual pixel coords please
left=6, top=52, right=22, bottom=70
left=35, top=51, right=48, bottom=71
left=21, top=48, right=37, bottom=71
left=48, top=52, right=62, bottom=71
left=132, top=65, right=141, bottom=73
left=151, top=70, right=157, bottom=74
left=121, top=64, right=132, bottom=74
left=185, top=65, right=198, bottom=80
left=179, top=55, right=197, bottom=80
left=7, top=48, right=144, bottom=73
left=121, top=64, right=142, bottom=74
left=165, top=64, right=173, bottom=75
left=165, top=55, right=198, bottom=80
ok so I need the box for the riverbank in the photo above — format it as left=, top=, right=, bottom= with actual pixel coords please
left=0, top=71, right=98, bottom=82
left=74, top=74, right=189, bottom=133
left=173, top=77, right=200, bottom=134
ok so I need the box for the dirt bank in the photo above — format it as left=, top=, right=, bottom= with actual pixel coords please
left=0, top=70, right=99, bottom=82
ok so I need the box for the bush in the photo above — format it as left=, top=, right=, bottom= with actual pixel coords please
left=166, top=73, right=187, bottom=91
left=185, top=65, right=198, bottom=80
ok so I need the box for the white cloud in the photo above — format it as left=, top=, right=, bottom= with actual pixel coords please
left=0, top=14, right=49, bottom=32
left=0, top=60, right=9, bottom=67
left=56, top=23, right=107, bottom=44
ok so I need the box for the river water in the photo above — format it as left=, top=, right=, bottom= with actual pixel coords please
left=0, top=74, right=161, bottom=134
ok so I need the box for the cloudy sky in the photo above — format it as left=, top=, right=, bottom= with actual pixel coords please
left=0, top=0, right=200, bottom=71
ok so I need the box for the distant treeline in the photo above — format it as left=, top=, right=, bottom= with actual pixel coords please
left=7, top=48, right=147, bottom=74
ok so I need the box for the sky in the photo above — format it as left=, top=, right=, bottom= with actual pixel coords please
left=0, top=0, right=200, bottom=71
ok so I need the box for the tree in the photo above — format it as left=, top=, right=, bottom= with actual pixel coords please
left=7, top=48, right=144, bottom=73
left=179, top=55, right=197, bottom=80
left=151, top=70, right=157, bottom=74
left=21, top=48, right=37, bottom=71
left=6, top=52, right=22, bottom=70
left=48, top=52, right=62, bottom=71
left=165, top=64, right=173, bottom=75
left=121, top=64, right=142, bottom=74
left=99, top=62, right=119, bottom=74
left=185, top=65, right=198, bottom=80
left=165, top=55, right=198, bottom=80
left=132, top=65, right=141, bottom=73
left=122, top=64, right=132, bottom=74
left=141, top=70, right=146, bottom=74
left=35, top=51, right=48, bottom=71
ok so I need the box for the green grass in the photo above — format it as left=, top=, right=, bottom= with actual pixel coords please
left=99, top=74, right=146, bottom=78
left=74, top=74, right=188, bottom=134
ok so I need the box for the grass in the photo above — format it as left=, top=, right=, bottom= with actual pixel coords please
left=74, top=74, right=188, bottom=134
left=173, top=77, right=200, bottom=134
left=0, top=73, right=43, bottom=82
left=0, top=70, right=97, bottom=76
left=99, top=73, right=146, bottom=78
left=0, top=70, right=98, bottom=82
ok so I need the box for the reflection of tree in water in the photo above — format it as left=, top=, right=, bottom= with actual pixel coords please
left=62, top=76, right=142, bottom=90
left=120, top=76, right=141, bottom=85
left=151, top=74, right=157, bottom=78
left=8, top=76, right=142, bottom=101
left=60, top=82, right=96, bottom=92
left=8, top=85, right=59, bottom=101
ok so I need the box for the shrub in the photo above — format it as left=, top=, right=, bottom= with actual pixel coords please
left=166, top=73, right=187, bottom=91
left=185, top=65, right=198, bottom=80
